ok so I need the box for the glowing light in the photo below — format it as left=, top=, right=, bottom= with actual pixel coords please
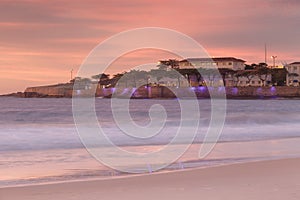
left=232, top=87, right=238, bottom=95
left=198, top=86, right=206, bottom=92
left=256, top=87, right=262, bottom=93
left=270, top=86, right=276, bottom=92
left=218, top=86, right=225, bottom=92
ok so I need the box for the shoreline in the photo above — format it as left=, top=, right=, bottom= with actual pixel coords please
left=2, top=94, right=300, bottom=100
left=1, top=85, right=300, bottom=99
left=1, top=157, right=300, bottom=199
left=2, top=136, right=300, bottom=189
left=2, top=154, right=299, bottom=189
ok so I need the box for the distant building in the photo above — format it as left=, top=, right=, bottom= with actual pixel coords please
left=178, top=57, right=246, bottom=71
left=230, top=75, right=272, bottom=87
left=285, top=62, right=300, bottom=86
left=157, top=57, right=275, bottom=87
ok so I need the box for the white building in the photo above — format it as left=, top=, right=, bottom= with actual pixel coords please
left=285, top=62, right=300, bottom=86
left=158, top=57, right=273, bottom=87
left=178, top=57, right=246, bottom=71
left=227, top=75, right=272, bottom=87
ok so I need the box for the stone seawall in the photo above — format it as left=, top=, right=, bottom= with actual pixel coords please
left=24, top=84, right=73, bottom=97
left=24, top=84, right=300, bottom=99
left=97, top=86, right=300, bottom=99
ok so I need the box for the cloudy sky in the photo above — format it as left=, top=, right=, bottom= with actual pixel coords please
left=1, top=0, right=300, bottom=94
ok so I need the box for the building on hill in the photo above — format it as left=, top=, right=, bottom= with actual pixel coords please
left=285, top=62, right=300, bottom=86
left=178, top=57, right=246, bottom=71
left=157, top=57, right=276, bottom=87
left=225, top=70, right=272, bottom=87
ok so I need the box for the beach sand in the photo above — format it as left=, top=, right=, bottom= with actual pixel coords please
left=1, top=158, right=300, bottom=200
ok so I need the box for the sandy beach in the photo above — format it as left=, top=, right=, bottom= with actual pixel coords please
left=1, top=158, right=299, bottom=200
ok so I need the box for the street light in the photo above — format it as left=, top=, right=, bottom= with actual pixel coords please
left=271, top=56, right=277, bottom=69
left=70, top=69, right=74, bottom=81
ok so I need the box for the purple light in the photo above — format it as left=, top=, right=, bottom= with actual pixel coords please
left=111, top=88, right=116, bottom=93
left=208, top=87, right=214, bottom=91
left=218, top=86, right=225, bottom=92
left=256, top=87, right=263, bottom=98
left=232, top=87, right=238, bottom=95
left=131, top=88, right=137, bottom=95
left=103, top=88, right=107, bottom=96
left=190, top=87, right=196, bottom=91
left=198, top=86, right=206, bottom=92
left=270, top=86, right=276, bottom=92
left=120, top=88, right=129, bottom=95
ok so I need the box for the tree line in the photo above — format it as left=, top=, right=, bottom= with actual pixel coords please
left=71, top=60, right=289, bottom=88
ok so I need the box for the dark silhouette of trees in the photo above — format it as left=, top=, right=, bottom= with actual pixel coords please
left=158, top=59, right=180, bottom=69
left=91, top=73, right=110, bottom=87
left=270, top=68, right=288, bottom=86
left=245, top=64, right=254, bottom=70
left=254, top=66, right=271, bottom=86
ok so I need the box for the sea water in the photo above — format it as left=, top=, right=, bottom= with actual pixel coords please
left=1, top=97, right=300, bottom=187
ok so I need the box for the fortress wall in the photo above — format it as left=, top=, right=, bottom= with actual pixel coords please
left=25, top=85, right=300, bottom=98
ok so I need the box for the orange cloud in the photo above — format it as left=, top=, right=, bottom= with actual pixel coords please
left=0, top=0, right=300, bottom=93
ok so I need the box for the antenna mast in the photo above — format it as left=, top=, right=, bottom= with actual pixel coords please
left=264, top=43, right=267, bottom=64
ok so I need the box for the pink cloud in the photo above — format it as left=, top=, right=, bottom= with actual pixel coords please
left=0, top=0, right=300, bottom=93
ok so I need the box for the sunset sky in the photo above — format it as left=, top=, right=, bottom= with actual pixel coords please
left=1, top=0, right=300, bottom=94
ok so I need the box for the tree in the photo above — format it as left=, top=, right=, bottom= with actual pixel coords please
left=165, top=69, right=182, bottom=87
left=232, top=71, right=243, bottom=86
left=91, top=73, right=110, bottom=86
left=241, top=70, right=256, bottom=86
left=125, top=70, right=148, bottom=87
left=150, top=69, right=167, bottom=84
left=219, top=68, right=235, bottom=86
left=158, top=59, right=180, bottom=69
left=177, top=68, right=198, bottom=86
left=111, top=73, right=125, bottom=87
left=254, top=66, right=270, bottom=86
left=200, top=68, right=223, bottom=86
left=245, top=64, right=254, bottom=70
left=271, top=68, right=288, bottom=86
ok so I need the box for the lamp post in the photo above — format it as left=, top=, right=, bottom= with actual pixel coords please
left=147, top=76, right=151, bottom=98
left=271, top=56, right=277, bottom=69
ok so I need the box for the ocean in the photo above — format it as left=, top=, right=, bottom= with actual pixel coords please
left=1, top=97, right=300, bottom=187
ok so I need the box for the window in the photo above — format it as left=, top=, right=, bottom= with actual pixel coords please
left=294, top=66, right=297, bottom=71
left=258, top=81, right=261, bottom=84
left=228, top=62, right=232, bottom=65
left=252, top=81, right=255, bottom=84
